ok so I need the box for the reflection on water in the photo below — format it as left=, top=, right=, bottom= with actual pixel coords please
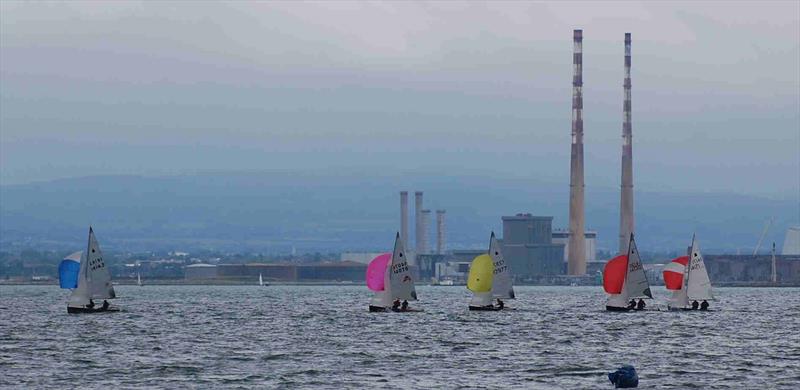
left=1, top=285, right=798, bottom=388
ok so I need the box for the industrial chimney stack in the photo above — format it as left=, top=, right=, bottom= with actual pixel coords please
left=619, top=33, right=634, bottom=254
left=567, top=29, right=587, bottom=275
left=436, top=210, right=446, bottom=255
left=415, top=191, right=424, bottom=254
left=400, top=191, right=409, bottom=244
left=420, top=209, right=431, bottom=254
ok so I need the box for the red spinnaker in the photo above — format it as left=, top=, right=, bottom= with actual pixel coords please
left=663, top=256, right=689, bottom=291
left=603, top=255, right=628, bottom=294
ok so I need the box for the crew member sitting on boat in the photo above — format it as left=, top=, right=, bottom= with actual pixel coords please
left=392, top=299, right=401, bottom=311
left=700, top=300, right=709, bottom=311
left=102, top=300, right=109, bottom=310
left=627, top=299, right=636, bottom=310
left=401, top=300, right=409, bottom=311
left=496, top=299, right=504, bottom=310
left=86, top=299, right=95, bottom=309
left=636, top=299, right=646, bottom=311
left=691, top=300, right=699, bottom=310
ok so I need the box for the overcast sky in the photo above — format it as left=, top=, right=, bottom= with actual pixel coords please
left=1, top=1, right=798, bottom=198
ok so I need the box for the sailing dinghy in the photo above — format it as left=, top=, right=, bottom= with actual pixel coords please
left=664, top=235, right=713, bottom=310
left=59, top=227, right=119, bottom=314
left=467, top=232, right=515, bottom=311
left=259, top=273, right=269, bottom=286
left=603, top=234, right=652, bottom=311
left=366, top=233, right=418, bottom=312
left=137, top=271, right=143, bottom=287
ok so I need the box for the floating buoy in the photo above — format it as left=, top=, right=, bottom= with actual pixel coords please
left=608, top=365, right=638, bottom=388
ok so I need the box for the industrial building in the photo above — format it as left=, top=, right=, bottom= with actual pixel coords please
left=703, top=255, right=800, bottom=285
left=552, top=230, right=597, bottom=262
left=500, top=214, right=565, bottom=278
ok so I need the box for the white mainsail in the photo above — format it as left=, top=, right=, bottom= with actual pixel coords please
left=259, top=273, right=263, bottom=286
left=489, top=233, right=515, bottom=299
left=68, top=227, right=115, bottom=308
left=625, top=236, right=652, bottom=299
left=389, top=234, right=417, bottom=301
left=137, top=271, right=142, bottom=287
left=86, top=228, right=115, bottom=299
left=686, top=236, right=713, bottom=300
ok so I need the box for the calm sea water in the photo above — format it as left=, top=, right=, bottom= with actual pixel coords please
left=0, top=285, right=798, bottom=389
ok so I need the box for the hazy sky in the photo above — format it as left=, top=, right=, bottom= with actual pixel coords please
left=1, top=1, right=798, bottom=198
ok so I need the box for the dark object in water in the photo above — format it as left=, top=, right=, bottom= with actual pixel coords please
left=608, top=365, right=638, bottom=388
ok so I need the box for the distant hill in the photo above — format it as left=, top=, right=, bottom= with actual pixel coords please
left=1, top=171, right=796, bottom=254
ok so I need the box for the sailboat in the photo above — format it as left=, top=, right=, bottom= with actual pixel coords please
left=258, top=273, right=268, bottom=286
left=58, top=227, right=119, bottom=314
left=467, top=232, right=515, bottom=311
left=603, top=233, right=652, bottom=311
left=664, top=235, right=713, bottom=310
left=137, top=271, right=143, bottom=287
left=366, top=232, right=418, bottom=312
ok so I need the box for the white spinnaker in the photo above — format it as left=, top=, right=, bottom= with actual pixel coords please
left=389, top=234, right=417, bottom=301
left=68, top=251, right=90, bottom=307
left=489, top=233, right=515, bottom=299
left=469, top=291, right=494, bottom=307
left=625, top=236, right=652, bottom=299
left=86, top=228, right=116, bottom=299
left=687, top=237, right=713, bottom=300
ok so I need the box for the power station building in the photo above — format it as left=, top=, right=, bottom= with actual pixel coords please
left=500, top=214, right=565, bottom=278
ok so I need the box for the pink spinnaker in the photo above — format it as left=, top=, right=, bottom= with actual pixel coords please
left=366, top=253, right=391, bottom=291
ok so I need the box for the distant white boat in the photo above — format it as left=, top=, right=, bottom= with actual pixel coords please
left=58, top=227, right=119, bottom=314
left=664, top=235, right=714, bottom=310
left=366, top=233, right=418, bottom=312
left=137, top=271, right=142, bottom=287
left=467, top=232, right=514, bottom=311
left=259, top=273, right=268, bottom=286
left=603, top=234, right=652, bottom=311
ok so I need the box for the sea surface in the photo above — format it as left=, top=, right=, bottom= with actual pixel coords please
left=1, top=285, right=798, bottom=389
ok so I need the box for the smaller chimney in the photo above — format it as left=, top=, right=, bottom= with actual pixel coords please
left=415, top=192, right=424, bottom=254
left=420, top=209, right=431, bottom=255
left=436, top=210, right=446, bottom=254
left=400, top=191, right=408, bottom=243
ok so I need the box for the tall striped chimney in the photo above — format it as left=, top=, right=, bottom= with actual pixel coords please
left=619, top=33, right=634, bottom=254
left=400, top=191, right=409, bottom=244
left=567, top=29, right=587, bottom=275
left=415, top=191, right=423, bottom=254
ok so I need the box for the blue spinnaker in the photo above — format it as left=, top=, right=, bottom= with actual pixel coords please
left=59, top=259, right=80, bottom=289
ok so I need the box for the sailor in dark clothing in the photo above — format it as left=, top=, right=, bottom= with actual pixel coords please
left=86, top=299, right=95, bottom=309
left=391, top=299, right=401, bottom=311
left=496, top=299, right=505, bottom=310
left=691, top=300, right=699, bottom=310
left=102, top=300, right=109, bottom=310
left=700, top=300, right=709, bottom=311
left=401, top=300, right=409, bottom=311
left=627, top=299, right=636, bottom=310
left=636, top=299, right=646, bottom=311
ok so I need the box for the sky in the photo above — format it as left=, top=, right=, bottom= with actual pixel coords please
left=1, top=1, right=798, bottom=199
